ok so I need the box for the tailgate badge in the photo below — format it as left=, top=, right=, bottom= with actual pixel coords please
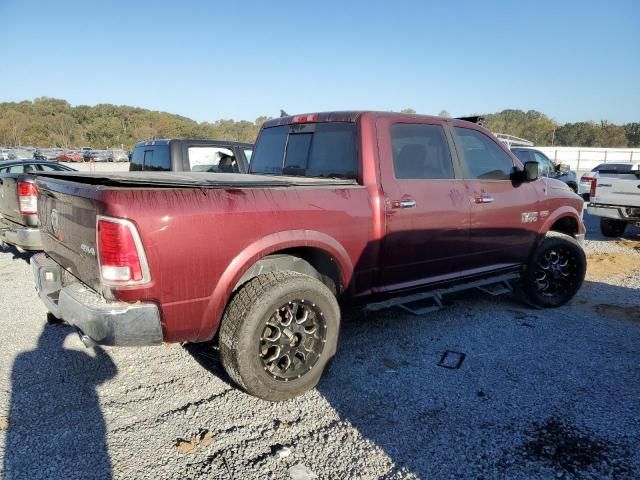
left=50, top=209, right=60, bottom=236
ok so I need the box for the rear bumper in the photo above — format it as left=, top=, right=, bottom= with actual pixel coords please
left=0, top=218, right=41, bottom=250
left=587, top=204, right=640, bottom=222
left=31, top=253, right=163, bottom=346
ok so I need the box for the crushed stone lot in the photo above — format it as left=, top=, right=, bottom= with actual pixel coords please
left=1, top=213, right=639, bottom=480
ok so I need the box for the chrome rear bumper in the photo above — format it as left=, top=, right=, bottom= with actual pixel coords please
left=31, top=253, right=163, bottom=346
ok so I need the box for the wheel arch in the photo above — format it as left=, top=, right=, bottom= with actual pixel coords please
left=201, top=230, right=352, bottom=341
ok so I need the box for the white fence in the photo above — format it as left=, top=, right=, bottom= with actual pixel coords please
left=534, top=147, right=640, bottom=172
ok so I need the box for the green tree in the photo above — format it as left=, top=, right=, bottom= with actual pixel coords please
left=623, top=123, right=640, bottom=147
left=400, top=108, right=416, bottom=114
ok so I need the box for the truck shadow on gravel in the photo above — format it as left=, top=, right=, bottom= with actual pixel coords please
left=310, top=279, right=639, bottom=478
left=3, top=324, right=117, bottom=480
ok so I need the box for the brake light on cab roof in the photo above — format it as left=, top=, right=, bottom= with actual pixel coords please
left=291, top=114, right=318, bottom=124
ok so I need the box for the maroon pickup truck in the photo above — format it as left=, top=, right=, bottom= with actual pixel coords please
left=31, top=112, right=586, bottom=400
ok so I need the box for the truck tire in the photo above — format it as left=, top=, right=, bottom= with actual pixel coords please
left=519, top=232, right=586, bottom=308
left=219, top=271, right=340, bottom=401
left=600, top=218, right=627, bottom=238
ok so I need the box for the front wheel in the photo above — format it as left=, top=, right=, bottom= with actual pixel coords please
left=519, top=232, right=586, bottom=308
left=600, top=218, right=627, bottom=238
left=219, top=271, right=340, bottom=401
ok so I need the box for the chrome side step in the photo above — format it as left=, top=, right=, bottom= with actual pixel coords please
left=365, top=273, right=519, bottom=316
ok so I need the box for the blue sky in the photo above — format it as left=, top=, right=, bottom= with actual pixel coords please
left=0, top=0, right=638, bottom=124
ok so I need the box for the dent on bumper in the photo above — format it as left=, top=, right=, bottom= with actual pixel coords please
left=0, top=220, right=41, bottom=250
left=31, top=253, right=163, bottom=346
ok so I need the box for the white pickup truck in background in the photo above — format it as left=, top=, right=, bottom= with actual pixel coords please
left=587, top=162, right=640, bottom=237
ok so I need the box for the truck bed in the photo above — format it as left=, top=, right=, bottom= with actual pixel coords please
left=35, top=171, right=358, bottom=189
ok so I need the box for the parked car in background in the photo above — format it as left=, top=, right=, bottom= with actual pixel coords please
left=129, top=139, right=253, bottom=172
left=0, top=160, right=75, bottom=251
left=57, top=150, right=84, bottom=162
left=587, top=162, right=640, bottom=237
left=108, top=148, right=128, bottom=162
left=30, top=112, right=585, bottom=401
left=578, top=163, right=639, bottom=201
left=86, top=150, right=110, bottom=162
left=511, top=147, right=578, bottom=193
left=7, top=148, right=35, bottom=160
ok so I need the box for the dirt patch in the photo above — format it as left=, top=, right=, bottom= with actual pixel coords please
left=586, top=253, right=640, bottom=279
left=175, top=430, right=213, bottom=454
left=0, top=417, right=8, bottom=430
left=615, top=239, right=640, bottom=252
left=593, top=304, right=640, bottom=323
left=521, top=418, right=629, bottom=476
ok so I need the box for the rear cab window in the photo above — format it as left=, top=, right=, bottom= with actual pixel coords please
left=250, top=122, right=358, bottom=180
left=454, top=127, right=515, bottom=180
left=130, top=145, right=171, bottom=171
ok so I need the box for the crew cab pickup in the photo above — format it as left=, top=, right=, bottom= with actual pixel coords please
left=130, top=138, right=253, bottom=173
left=587, top=162, right=640, bottom=237
left=0, top=160, right=75, bottom=251
left=30, top=112, right=586, bottom=400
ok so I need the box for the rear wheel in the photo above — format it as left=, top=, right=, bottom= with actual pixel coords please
left=219, top=271, right=340, bottom=401
left=519, top=232, right=586, bottom=308
left=600, top=218, right=627, bottom=238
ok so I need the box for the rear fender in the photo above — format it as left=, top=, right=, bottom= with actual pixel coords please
left=201, top=230, right=352, bottom=340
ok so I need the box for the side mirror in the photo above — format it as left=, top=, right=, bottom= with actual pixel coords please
left=523, top=161, right=539, bottom=181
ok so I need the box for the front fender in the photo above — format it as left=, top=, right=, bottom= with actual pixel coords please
left=200, top=230, right=353, bottom=340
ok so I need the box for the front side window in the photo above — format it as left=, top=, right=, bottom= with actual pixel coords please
left=251, top=123, right=358, bottom=179
left=532, top=151, right=552, bottom=174
left=454, top=127, right=514, bottom=180
left=188, top=147, right=239, bottom=173
left=391, top=124, right=454, bottom=179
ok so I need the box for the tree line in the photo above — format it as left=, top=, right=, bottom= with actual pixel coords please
left=1, top=98, right=638, bottom=149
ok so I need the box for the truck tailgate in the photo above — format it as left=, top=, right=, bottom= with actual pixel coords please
left=37, top=179, right=102, bottom=291
left=596, top=172, right=640, bottom=206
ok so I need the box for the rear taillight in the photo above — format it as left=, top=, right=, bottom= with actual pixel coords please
left=18, top=181, right=38, bottom=214
left=590, top=178, right=597, bottom=197
left=97, top=216, right=150, bottom=285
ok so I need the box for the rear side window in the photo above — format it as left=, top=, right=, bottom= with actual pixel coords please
left=188, top=147, right=239, bottom=173
left=130, top=146, right=171, bottom=172
left=454, top=127, right=514, bottom=180
left=37, top=164, right=69, bottom=172
left=250, top=123, right=358, bottom=179
left=391, top=124, right=454, bottom=179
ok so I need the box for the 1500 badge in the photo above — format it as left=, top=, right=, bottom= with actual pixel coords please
left=521, top=211, right=539, bottom=223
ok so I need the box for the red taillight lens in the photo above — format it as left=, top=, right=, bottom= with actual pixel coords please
left=18, top=181, right=38, bottom=214
left=291, top=113, right=318, bottom=124
left=589, top=178, right=597, bottom=197
left=97, top=217, right=148, bottom=284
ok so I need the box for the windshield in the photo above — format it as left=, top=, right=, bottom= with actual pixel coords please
left=250, top=123, right=358, bottom=179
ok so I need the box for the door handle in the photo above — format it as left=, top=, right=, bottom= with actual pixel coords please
left=391, top=199, right=417, bottom=209
left=473, top=195, right=494, bottom=204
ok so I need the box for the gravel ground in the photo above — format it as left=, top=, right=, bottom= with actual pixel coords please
left=0, top=212, right=639, bottom=480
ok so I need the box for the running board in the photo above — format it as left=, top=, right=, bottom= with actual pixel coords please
left=365, top=273, right=520, bottom=316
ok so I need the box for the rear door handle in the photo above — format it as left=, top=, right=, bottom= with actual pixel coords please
left=473, top=195, right=494, bottom=204
left=391, top=199, right=417, bottom=209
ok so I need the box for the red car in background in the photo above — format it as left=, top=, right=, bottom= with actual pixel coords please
left=56, top=151, right=84, bottom=162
